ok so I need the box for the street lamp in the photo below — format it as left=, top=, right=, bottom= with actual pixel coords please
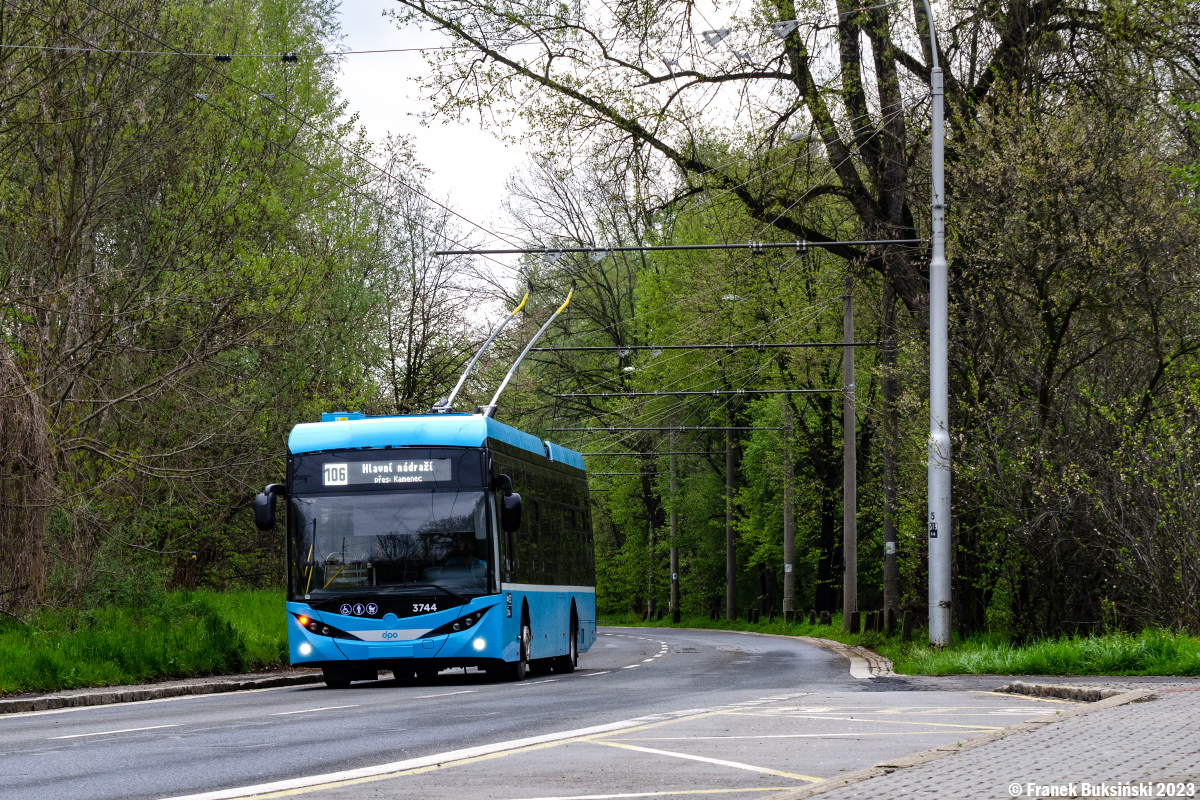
left=919, top=0, right=952, bottom=648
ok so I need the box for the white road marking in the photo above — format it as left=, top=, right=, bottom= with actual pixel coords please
left=413, top=690, right=476, bottom=699
left=642, top=659, right=655, bottom=663
left=0, top=683, right=311, bottom=721
left=591, top=741, right=821, bottom=782
left=158, top=709, right=707, bottom=800
left=622, top=665, right=639, bottom=669
left=501, top=791, right=788, bottom=800
left=581, top=671, right=611, bottom=677
left=51, top=724, right=180, bottom=740
left=622, top=732, right=984, bottom=740
left=272, top=705, right=359, bottom=716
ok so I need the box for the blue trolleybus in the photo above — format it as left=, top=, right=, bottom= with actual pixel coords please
left=254, top=412, right=595, bottom=687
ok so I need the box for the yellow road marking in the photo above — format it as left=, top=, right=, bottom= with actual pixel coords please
left=969, top=691, right=1081, bottom=704
left=716, top=711, right=1004, bottom=730
left=501, top=788, right=793, bottom=799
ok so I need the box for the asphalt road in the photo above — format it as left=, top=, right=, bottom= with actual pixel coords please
left=0, top=628, right=1073, bottom=800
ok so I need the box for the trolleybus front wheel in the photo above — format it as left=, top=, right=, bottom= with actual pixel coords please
left=322, top=666, right=353, bottom=688
left=492, top=619, right=531, bottom=681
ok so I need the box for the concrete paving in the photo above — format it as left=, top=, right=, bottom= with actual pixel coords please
left=779, top=686, right=1200, bottom=799
left=293, top=689, right=1075, bottom=800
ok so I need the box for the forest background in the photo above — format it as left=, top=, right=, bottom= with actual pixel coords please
left=2, top=0, right=1199, bottom=647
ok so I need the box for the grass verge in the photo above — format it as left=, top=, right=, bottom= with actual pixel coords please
left=597, top=612, right=1200, bottom=676
left=0, top=590, right=287, bottom=696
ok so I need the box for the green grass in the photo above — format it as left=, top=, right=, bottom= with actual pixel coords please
left=0, top=590, right=288, bottom=696
left=598, top=612, right=1200, bottom=676
left=883, top=629, right=1200, bottom=676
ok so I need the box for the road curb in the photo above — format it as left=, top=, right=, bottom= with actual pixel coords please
left=995, top=679, right=1126, bottom=702
left=761, top=687, right=1158, bottom=799
left=0, top=671, right=323, bottom=715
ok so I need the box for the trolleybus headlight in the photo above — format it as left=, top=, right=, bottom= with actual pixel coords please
left=298, top=643, right=313, bottom=656
left=291, top=613, right=361, bottom=641
left=422, top=606, right=494, bottom=639
left=472, top=637, right=487, bottom=651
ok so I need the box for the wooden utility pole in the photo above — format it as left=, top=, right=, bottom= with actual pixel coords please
left=726, top=400, right=736, bottom=621
left=782, top=405, right=795, bottom=621
left=670, top=431, right=680, bottom=623
left=843, top=275, right=857, bottom=632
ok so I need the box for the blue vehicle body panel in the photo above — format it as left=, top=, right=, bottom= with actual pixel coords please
left=288, top=414, right=553, bottom=461
left=501, top=585, right=597, bottom=660
left=284, top=413, right=592, bottom=670
left=286, top=593, right=594, bottom=667
left=544, top=441, right=585, bottom=470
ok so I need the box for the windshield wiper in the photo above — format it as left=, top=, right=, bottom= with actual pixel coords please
left=409, top=584, right=469, bottom=604
left=373, top=584, right=470, bottom=603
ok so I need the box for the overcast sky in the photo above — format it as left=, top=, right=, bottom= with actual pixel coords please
left=334, top=2, right=528, bottom=248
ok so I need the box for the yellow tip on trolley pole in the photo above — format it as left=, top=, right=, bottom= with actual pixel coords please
left=483, top=287, right=574, bottom=418
left=442, top=292, right=529, bottom=411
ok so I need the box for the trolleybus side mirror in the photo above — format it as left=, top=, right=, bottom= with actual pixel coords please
left=494, top=473, right=522, bottom=532
left=254, top=483, right=284, bottom=531
left=501, top=492, right=522, bottom=533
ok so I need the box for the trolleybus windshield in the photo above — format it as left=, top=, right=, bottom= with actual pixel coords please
left=288, top=490, right=493, bottom=597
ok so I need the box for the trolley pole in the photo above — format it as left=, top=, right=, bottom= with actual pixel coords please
left=782, top=406, right=795, bottom=621
left=843, top=276, right=857, bottom=632
left=922, top=0, right=952, bottom=648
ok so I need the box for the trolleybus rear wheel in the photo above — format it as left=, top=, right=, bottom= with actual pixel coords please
left=570, top=620, right=579, bottom=668
left=553, top=618, right=578, bottom=673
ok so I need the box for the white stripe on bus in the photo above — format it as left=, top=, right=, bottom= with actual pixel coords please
left=500, top=583, right=596, bottom=593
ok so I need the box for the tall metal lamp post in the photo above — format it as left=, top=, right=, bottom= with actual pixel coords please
left=920, top=0, right=952, bottom=648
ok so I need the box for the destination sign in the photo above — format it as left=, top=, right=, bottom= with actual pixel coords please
left=322, top=459, right=452, bottom=486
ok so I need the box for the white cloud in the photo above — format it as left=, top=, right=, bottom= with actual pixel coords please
left=334, top=2, right=528, bottom=247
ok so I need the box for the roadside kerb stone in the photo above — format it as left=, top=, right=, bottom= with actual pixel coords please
left=996, top=679, right=1126, bottom=702
left=763, top=687, right=1159, bottom=800
left=0, top=670, right=323, bottom=715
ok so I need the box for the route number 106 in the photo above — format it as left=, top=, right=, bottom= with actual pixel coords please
left=324, top=464, right=348, bottom=486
